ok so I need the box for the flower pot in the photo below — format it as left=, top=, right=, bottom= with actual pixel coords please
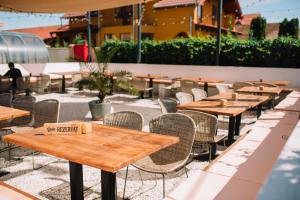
left=88, top=100, right=111, bottom=120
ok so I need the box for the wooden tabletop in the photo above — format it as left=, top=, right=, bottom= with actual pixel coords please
left=0, top=106, right=30, bottom=121
left=245, top=80, right=289, bottom=86
left=237, top=86, right=283, bottom=95
left=0, top=182, right=39, bottom=200
left=177, top=98, right=265, bottom=116
left=3, top=123, right=179, bottom=173
left=135, top=74, right=166, bottom=79
left=175, top=77, right=224, bottom=83
left=205, top=93, right=269, bottom=103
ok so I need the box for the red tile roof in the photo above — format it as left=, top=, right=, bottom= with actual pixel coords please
left=154, top=0, right=205, bottom=9
left=236, top=13, right=261, bottom=25
left=6, top=25, right=69, bottom=40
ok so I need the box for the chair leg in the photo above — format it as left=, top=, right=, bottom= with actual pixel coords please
left=209, top=144, right=212, bottom=162
left=8, top=143, right=12, bottom=161
left=123, top=166, right=129, bottom=200
left=184, top=167, right=188, bottom=178
left=162, top=174, right=166, bottom=198
left=32, top=151, right=35, bottom=170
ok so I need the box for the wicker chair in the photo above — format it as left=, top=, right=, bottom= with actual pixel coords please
left=131, top=77, right=152, bottom=98
left=233, top=82, right=254, bottom=92
left=124, top=113, right=196, bottom=198
left=176, top=92, right=194, bottom=104
left=180, top=79, right=199, bottom=94
left=216, top=84, right=233, bottom=94
left=0, top=77, right=11, bottom=92
left=104, top=111, right=144, bottom=199
left=178, top=110, right=225, bottom=161
left=11, top=96, right=36, bottom=126
left=104, top=111, right=144, bottom=131
left=11, top=99, right=60, bottom=169
left=0, top=93, right=13, bottom=107
left=191, top=88, right=207, bottom=101
left=32, top=75, right=51, bottom=93
left=157, top=98, right=178, bottom=114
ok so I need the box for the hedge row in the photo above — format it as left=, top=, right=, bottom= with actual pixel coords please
left=101, top=37, right=300, bottom=68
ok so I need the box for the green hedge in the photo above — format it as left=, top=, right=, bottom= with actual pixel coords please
left=101, top=37, right=300, bottom=68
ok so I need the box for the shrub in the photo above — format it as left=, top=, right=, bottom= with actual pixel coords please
left=101, top=37, right=300, bottom=68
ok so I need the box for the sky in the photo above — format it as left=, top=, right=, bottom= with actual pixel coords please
left=0, top=0, right=300, bottom=30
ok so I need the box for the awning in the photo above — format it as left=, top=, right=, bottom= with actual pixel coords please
left=0, top=0, right=151, bottom=13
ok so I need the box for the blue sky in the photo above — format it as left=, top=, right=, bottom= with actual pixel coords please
left=0, top=0, right=299, bottom=30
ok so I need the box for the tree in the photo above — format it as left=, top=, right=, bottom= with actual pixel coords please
left=249, top=17, right=267, bottom=40
left=278, top=18, right=299, bottom=39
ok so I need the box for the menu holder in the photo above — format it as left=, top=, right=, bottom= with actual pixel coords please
left=44, top=122, right=92, bottom=135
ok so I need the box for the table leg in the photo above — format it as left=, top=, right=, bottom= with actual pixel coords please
left=204, top=82, right=208, bottom=95
left=101, top=170, right=116, bottom=200
left=256, top=104, right=262, bottom=118
left=227, top=116, right=236, bottom=145
left=62, top=75, right=66, bottom=93
left=69, top=161, right=84, bottom=200
left=234, top=114, right=242, bottom=136
left=149, top=78, right=153, bottom=98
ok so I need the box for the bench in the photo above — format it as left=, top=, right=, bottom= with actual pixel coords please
left=0, top=181, right=39, bottom=200
left=165, top=109, right=300, bottom=200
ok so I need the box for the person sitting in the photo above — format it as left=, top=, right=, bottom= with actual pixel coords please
left=2, top=62, right=23, bottom=95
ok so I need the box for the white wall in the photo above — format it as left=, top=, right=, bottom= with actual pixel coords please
left=108, top=63, right=300, bottom=88
left=47, top=48, right=72, bottom=62
left=1, top=63, right=299, bottom=88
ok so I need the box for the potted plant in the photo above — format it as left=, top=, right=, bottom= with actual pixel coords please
left=76, top=47, right=130, bottom=120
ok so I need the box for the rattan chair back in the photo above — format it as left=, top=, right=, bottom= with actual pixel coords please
left=180, top=80, right=198, bottom=93
left=176, top=92, right=193, bottom=104
left=12, top=95, right=36, bottom=125
left=104, top=111, right=144, bottom=131
left=191, top=88, right=207, bottom=101
left=158, top=98, right=178, bottom=113
left=33, top=99, right=59, bottom=128
left=148, top=113, right=196, bottom=168
left=216, top=84, right=231, bottom=94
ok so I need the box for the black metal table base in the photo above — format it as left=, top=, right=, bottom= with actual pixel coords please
left=69, top=161, right=84, bottom=200
left=101, top=170, right=116, bottom=200
left=226, top=113, right=242, bottom=145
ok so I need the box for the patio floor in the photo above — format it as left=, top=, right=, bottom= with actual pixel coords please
left=0, top=92, right=253, bottom=200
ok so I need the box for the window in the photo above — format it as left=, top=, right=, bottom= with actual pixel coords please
left=197, top=5, right=203, bottom=21
left=115, top=6, right=132, bottom=19
left=104, top=34, right=114, bottom=41
left=120, top=33, right=131, bottom=41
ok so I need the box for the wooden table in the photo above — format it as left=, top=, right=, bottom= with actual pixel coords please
left=50, top=71, right=81, bottom=93
left=204, top=93, right=269, bottom=118
left=175, top=77, right=224, bottom=94
left=245, top=80, right=289, bottom=87
left=0, top=106, right=30, bottom=121
left=237, top=86, right=283, bottom=95
left=177, top=95, right=268, bottom=144
left=135, top=74, right=166, bottom=98
left=3, top=123, right=179, bottom=200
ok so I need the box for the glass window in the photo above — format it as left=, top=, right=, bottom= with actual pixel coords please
left=104, top=34, right=114, bottom=41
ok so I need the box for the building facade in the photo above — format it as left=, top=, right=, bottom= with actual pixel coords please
left=57, top=0, right=242, bottom=46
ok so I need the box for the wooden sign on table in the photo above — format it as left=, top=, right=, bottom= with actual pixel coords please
left=44, top=122, right=92, bottom=135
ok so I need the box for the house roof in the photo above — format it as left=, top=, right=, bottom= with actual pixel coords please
left=6, top=25, right=68, bottom=40
left=154, top=0, right=205, bottom=9
left=236, top=13, right=261, bottom=25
